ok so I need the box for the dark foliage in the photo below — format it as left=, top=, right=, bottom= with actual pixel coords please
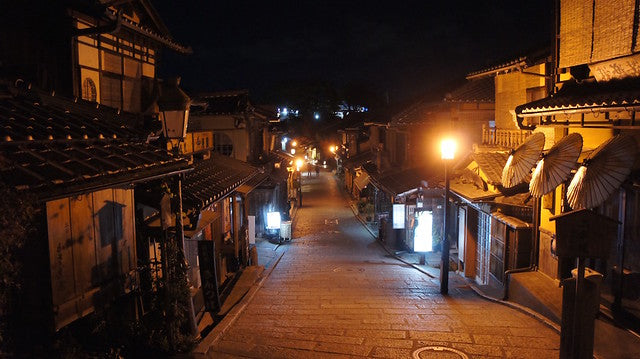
left=0, top=183, right=38, bottom=355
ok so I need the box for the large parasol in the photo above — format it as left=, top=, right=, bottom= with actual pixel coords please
left=529, top=133, right=583, bottom=197
left=567, top=135, right=637, bottom=209
left=501, top=132, right=546, bottom=188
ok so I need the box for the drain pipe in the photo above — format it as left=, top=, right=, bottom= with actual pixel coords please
left=503, top=196, right=541, bottom=300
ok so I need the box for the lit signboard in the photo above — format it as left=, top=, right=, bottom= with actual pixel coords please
left=392, top=204, right=405, bottom=229
left=266, top=211, right=282, bottom=230
left=414, top=210, right=434, bottom=252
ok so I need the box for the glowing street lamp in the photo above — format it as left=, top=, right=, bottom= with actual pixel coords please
left=291, top=148, right=296, bottom=155
left=295, top=158, right=304, bottom=171
left=292, top=140, right=298, bottom=147
left=440, top=138, right=456, bottom=295
left=441, top=138, right=456, bottom=160
left=329, top=145, right=336, bottom=153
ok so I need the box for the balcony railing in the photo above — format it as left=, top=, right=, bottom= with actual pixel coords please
left=482, top=125, right=532, bottom=148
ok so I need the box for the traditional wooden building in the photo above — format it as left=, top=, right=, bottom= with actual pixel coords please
left=188, top=91, right=272, bottom=165
left=0, top=0, right=191, bottom=112
left=0, top=0, right=198, bottom=342
left=0, top=81, right=191, bottom=333
left=511, top=0, right=640, bottom=329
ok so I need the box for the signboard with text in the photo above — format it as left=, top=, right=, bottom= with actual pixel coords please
left=392, top=203, right=405, bottom=229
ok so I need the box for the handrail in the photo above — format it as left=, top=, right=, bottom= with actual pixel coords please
left=482, top=125, right=533, bottom=148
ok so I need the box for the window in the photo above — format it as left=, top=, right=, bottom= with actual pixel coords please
left=100, top=73, right=121, bottom=108
left=214, top=132, right=233, bottom=156
left=81, top=78, right=97, bottom=102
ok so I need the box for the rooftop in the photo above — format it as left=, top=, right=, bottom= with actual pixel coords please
left=0, top=81, right=190, bottom=200
left=516, top=78, right=640, bottom=118
left=181, top=153, right=259, bottom=211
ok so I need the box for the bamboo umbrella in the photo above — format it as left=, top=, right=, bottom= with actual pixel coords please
left=567, top=135, right=637, bottom=209
left=501, top=132, right=545, bottom=188
left=530, top=133, right=583, bottom=197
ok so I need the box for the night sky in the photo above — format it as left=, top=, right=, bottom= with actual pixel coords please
left=153, top=1, right=553, bottom=105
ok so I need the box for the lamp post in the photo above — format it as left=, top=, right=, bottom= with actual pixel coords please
left=440, top=138, right=456, bottom=295
left=156, top=76, right=197, bottom=336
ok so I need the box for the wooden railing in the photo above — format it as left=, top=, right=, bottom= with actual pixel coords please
left=482, top=125, right=532, bottom=148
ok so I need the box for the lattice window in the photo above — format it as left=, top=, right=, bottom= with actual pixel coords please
left=213, top=132, right=234, bottom=157
left=81, top=78, right=97, bottom=102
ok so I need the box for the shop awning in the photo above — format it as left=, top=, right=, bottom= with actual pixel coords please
left=236, top=171, right=270, bottom=194
left=353, top=173, right=370, bottom=190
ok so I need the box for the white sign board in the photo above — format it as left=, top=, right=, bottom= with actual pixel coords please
left=392, top=204, right=405, bottom=229
left=414, top=210, right=433, bottom=252
left=248, top=215, right=255, bottom=244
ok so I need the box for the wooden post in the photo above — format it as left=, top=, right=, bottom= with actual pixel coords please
left=174, top=176, right=198, bottom=336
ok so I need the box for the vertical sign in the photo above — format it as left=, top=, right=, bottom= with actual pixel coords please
left=198, top=241, right=221, bottom=312
left=248, top=215, right=256, bottom=245
left=392, top=203, right=405, bottom=229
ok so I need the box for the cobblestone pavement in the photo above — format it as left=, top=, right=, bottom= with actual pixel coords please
left=206, top=171, right=560, bottom=358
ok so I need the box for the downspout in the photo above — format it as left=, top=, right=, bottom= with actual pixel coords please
left=503, top=196, right=540, bottom=300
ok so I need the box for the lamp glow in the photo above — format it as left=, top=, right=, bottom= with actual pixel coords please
left=441, top=139, right=456, bottom=160
left=295, top=158, right=304, bottom=171
left=329, top=145, right=335, bottom=153
left=266, top=211, right=282, bottom=230
left=292, top=140, right=297, bottom=147
left=291, top=148, right=296, bottom=155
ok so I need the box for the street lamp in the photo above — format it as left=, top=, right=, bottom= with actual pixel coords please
left=158, top=77, right=191, bottom=141
left=440, top=138, right=456, bottom=295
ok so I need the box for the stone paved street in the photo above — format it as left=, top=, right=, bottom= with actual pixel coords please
left=206, top=171, right=560, bottom=358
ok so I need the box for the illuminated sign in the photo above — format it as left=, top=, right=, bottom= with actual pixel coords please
left=414, top=210, right=434, bottom=252
left=266, top=211, right=282, bottom=230
left=392, top=204, right=405, bottom=229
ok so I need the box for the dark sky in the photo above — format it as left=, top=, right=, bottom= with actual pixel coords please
left=153, top=1, right=553, bottom=104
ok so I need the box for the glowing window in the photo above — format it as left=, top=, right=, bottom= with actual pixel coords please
left=82, top=78, right=97, bottom=102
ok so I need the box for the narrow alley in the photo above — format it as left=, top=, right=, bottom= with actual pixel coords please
left=203, top=171, right=560, bottom=358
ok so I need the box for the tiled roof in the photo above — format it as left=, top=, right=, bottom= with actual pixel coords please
left=450, top=180, right=500, bottom=202
left=515, top=79, right=640, bottom=117
left=466, top=48, right=551, bottom=80
left=472, top=151, right=509, bottom=185
left=0, top=85, right=144, bottom=142
left=342, top=150, right=374, bottom=170
left=105, top=6, right=191, bottom=54
left=0, top=82, right=190, bottom=200
left=466, top=57, right=528, bottom=79
left=181, top=153, right=259, bottom=211
left=391, top=78, right=494, bottom=126
left=444, top=77, right=495, bottom=103
left=367, top=166, right=441, bottom=196
left=0, top=140, right=189, bottom=200
left=390, top=99, right=441, bottom=126
left=190, top=91, right=251, bottom=115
